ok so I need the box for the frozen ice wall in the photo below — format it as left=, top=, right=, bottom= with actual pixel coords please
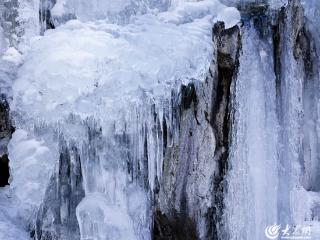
left=224, top=26, right=278, bottom=240
left=223, top=1, right=320, bottom=239
left=16, top=0, right=40, bottom=51
left=54, top=0, right=171, bottom=22
left=48, top=0, right=173, bottom=27
left=0, top=26, right=5, bottom=55
left=8, top=0, right=241, bottom=239
left=8, top=129, right=57, bottom=222
left=220, top=0, right=287, bottom=9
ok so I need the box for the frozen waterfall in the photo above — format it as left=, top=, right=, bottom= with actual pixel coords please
left=0, top=0, right=319, bottom=240
left=223, top=25, right=279, bottom=240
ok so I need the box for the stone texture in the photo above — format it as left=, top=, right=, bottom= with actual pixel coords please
left=154, top=22, right=241, bottom=240
left=0, top=97, right=13, bottom=187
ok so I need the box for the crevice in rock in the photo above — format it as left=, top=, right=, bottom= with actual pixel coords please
left=153, top=210, right=197, bottom=240
left=272, top=7, right=284, bottom=100
left=180, top=83, right=198, bottom=111
left=0, top=153, right=9, bottom=187
left=180, top=83, right=199, bottom=125
left=210, top=21, right=240, bottom=240
left=294, top=21, right=317, bottom=79
left=0, top=97, right=14, bottom=187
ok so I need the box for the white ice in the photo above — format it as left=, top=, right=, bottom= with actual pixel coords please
left=8, top=129, right=56, bottom=221
left=0, top=188, right=30, bottom=240
left=224, top=27, right=279, bottom=240
left=6, top=1, right=241, bottom=240
left=12, top=1, right=240, bottom=125
left=0, top=130, right=56, bottom=240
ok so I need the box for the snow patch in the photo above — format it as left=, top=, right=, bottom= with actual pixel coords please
left=216, top=7, right=240, bottom=29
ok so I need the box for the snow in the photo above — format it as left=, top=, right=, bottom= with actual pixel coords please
left=159, top=0, right=224, bottom=24
left=216, top=7, right=240, bottom=28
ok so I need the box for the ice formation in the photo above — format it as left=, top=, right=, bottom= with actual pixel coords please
left=0, top=0, right=319, bottom=240
left=3, top=1, right=241, bottom=239
left=223, top=26, right=279, bottom=240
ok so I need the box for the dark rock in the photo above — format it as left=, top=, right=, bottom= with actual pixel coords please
left=213, top=22, right=240, bottom=70
left=180, top=83, right=197, bottom=110
left=153, top=210, right=197, bottom=240
left=211, top=21, right=240, bottom=240
left=0, top=105, right=12, bottom=153
left=294, top=23, right=317, bottom=78
left=272, top=7, right=285, bottom=98
left=0, top=98, right=13, bottom=187
left=211, top=22, right=240, bottom=149
left=0, top=154, right=9, bottom=187
left=154, top=20, right=241, bottom=240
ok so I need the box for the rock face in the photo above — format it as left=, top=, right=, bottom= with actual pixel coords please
left=210, top=23, right=240, bottom=240
left=153, top=22, right=241, bottom=240
left=153, top=1, right=320, bottom=239
left=0, top=101, right=11, bottom=187
left=0, top=97, right=13, bottom=187
left=0, top=98, right=13, bottom=153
